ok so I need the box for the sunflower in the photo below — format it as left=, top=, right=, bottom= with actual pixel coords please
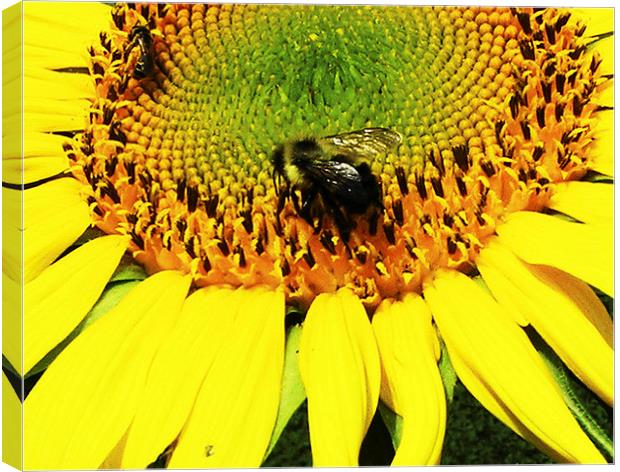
left=2, top=2, right=614, bottom=468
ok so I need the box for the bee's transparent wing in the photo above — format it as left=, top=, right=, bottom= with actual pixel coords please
left=320, top=128, right=401, bottom=159
left=296, top=160, right=365, bottom=205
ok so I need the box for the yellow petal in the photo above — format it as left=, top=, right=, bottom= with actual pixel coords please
left=17, top=111, right=84, bottom=135
left=24, top=271, right=190, bottom=470
left=3, top=132, right=73, bottom=184
left=122, top=287, right=238, bottom=468
left=2, top=373, right=22, bottom=469
left=168, top=287, right=285, bottom=468
left=298, top=288, right=380, bottom=466
left=100, top=430, right=129, bottom=469
left=3, top=179, right=91, bottom=283
left=424, top=270, right=605, bottom=464
left=24, top=235, right=129, bottom=374
left=5, top=157, right=68, bottom=186
left=2, top=187, right=22, bottom=283
left=478, top=241, right=613, bottom=405
left=2, top=273, right=22, bottom=375
left=24, top=68, right=94, bottom=102
left=570, top=8, right=613, bottom=38
left=591, top=109, right=613, bottom=176
left=5, top=131, right=70, bottom=159
left=548, top=181, right=612, bottom=227
left=372, top=295, right=446, bottom=465
left=24, top=2, right=112, bottom=70
left=496, top=211, right=613, bottom=296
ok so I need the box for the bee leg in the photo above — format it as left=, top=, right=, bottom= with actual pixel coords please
left=299, top=186, right=319, bottom=226
left=291, top=188, right=303, bottom=214
left=321, top=193, right=353, bottom=244
left=123, top=36, right=139, bottom=61
left=276, top=187, right=288, bottom=216
left=300, top=186, right=318, bottom=215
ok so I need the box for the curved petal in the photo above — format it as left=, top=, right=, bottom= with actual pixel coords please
left=168, top=287, right=285, bottom=468
left=496, top=211, right=613, bottom=296
left=24, top=271, right=191, bottom=470
left=548, top=182, right=612, bottom=227
left=24, top=235, right=128, bottom=374
left=99, top=431, right=129, bottom=469
left=2, top=273, right=22, bottom=375
left=423, top=270, right=605, bottom=464
left=372, top=295, right=446, bottom=465
left=3, top=179, right=92, bottom=283
left=570, top=8, right=612, bottom=37
left=21, top=100, right=90, bottom=134
left=24, top=2, right=112, bottom=70
left=478, top=242, right=613, bottom=405
left=122, top=287, right=238, bottom=468
left=2, top=373, right=22, bottom=469
left=298, top=288, right=380, bottom=466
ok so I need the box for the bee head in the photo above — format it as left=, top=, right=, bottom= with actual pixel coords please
left=129, top=25, right=150, bottom=41
left=291, top=138, right=322, bottom=161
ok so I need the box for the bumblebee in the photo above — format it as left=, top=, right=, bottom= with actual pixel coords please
left=271, top=127, right=401, bottom=241
left=127, top=25, right=154, bottom=79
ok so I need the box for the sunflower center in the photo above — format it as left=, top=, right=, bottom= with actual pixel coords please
left=67, top=4, right=604, bottom=309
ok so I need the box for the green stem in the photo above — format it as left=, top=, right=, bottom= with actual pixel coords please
left=539, top=346, right=613, bottom=461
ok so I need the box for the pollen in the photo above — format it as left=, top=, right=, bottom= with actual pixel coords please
left=67, top=4, right=609, bottom=310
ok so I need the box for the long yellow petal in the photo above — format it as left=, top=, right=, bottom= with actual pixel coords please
left=23, top=2, right=111, bottom=70
left=478, top=242, right=612, bottom=405
left=24, top=235, right=128, bottom=374
left=3, top=179, right=91, bottom=283
left=122, top=287, right=238, bottom=468
left=24, top=68, right=94, bottom=102
left=570, top=8, right=613, bottom=39
left=3, top=131, right=73, bottom=184
left=423, top=270, right=605, bottom=464
left=2, top=373, right=22, bottom=469
left=99, top=431, right=129, bottom=469
left=372, top=295, right=446, bottom=465
left=20, top=107, right=89, bottom=135
left=5, top=156, right=68, bottom=186
left=591, top=110, right=613, bottom=177
left=2, top=186, right=22, bottom=284
left=298, top=288, right=380, bottom=466
left=24, top=271, right=190, bottom=470
left=548, top=182, right=612, bottom=227
left=496, top=211, right=613, bottom=296
left=2, top=273, right=22, bottom=375
left=168, top=287, right=285, bottom=468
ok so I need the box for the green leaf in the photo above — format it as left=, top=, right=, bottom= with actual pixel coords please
left=72, top=226, right=107, bottom=247
left=264, top=324, right=306, bottom=459
left=378, top=401, right=403, bottom=451
left=109, top=255, right=148, bottom=283
left=438, top=337, right=457, bottom=403
left=531, top=330, right=613, bottom=461
left=591, top=286, right=613, bottom=318
left=582, top=170, right=613, bottom=183
left=26, top=280, right=141, bottom=378
left=2, top=354, right=19, bottom=378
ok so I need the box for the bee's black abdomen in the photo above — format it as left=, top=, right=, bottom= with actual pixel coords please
left=270, top=128, right=399, bottom=242
left=356, top=163, right=382, bottom=210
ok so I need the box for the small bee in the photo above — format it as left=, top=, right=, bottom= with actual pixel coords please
left=127, top=25, right=154, bottom=79
left=272, top=127, right=401, bottom=241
